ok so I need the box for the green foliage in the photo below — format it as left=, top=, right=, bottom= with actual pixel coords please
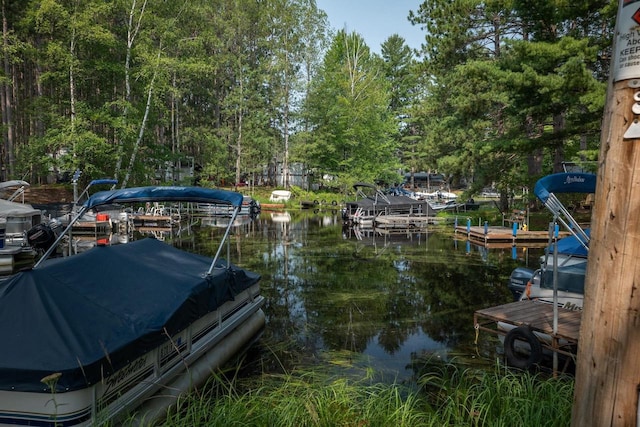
left=408, top=0, right=610, bottom=195
left=303, top=30, right=400, bottom=186
left=1, top=0, right=614, bottom=195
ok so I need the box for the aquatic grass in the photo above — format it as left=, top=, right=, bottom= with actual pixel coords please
left=416, top=361, right=574, bottom=427
left=155, top=358, right=573, bottom=427
left=160, top=369, right=430, bottom=427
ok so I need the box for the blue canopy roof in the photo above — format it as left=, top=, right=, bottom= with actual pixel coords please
left=83, top=186, right=244, bottom=209
left=88, top=178, right=118, bottom=187
left=534, top=173, right=596, bottom=203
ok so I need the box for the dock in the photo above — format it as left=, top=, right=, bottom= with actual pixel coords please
left=72, top=219, right=112, bottom=236
left=374, top=215, right=445, bottom=229
left=474, top=300, right=581, bottom=371
left=132, top=214, right=176, bottom=228
left=455, top=225, right=570, bottom=247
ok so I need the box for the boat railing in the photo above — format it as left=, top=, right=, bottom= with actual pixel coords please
left=33, top=186, right=242, bottom=275
left=542, top=192, right=590, bottom=251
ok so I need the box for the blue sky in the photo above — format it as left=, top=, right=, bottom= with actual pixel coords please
left=315, top=0, right=425, bottom=54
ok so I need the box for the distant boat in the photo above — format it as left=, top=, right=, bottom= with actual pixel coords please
left=0, top=181, right=41, bottom=273
left=343, top=183, right=434, bottom=226
left=0, top=186, right=265, bottom=426
left=416, top=190, right=458, bottom=200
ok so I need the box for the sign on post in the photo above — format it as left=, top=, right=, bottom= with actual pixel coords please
left=614, top=0, right=640, bottom=81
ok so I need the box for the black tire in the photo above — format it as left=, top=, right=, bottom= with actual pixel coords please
left=504, top=326, right=542, bottom=370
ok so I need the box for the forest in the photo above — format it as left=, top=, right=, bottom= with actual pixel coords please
left=0, top=0, right=614, bottom=196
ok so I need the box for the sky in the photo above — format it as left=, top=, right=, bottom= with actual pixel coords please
left=315, top=0, right=425, bottom=54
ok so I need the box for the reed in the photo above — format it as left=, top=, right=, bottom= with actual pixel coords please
left=155, top=361, right=573, bottom=427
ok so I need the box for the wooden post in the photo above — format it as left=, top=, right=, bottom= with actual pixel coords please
left=572, top=2, right=640, bottom=424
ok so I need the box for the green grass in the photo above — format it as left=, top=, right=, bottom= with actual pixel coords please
left=153, top=361, right=573, bottom=427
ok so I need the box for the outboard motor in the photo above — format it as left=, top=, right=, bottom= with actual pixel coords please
left=508, top=267, right=535, bottom=301
left=26, top=219, right=63, bottom=251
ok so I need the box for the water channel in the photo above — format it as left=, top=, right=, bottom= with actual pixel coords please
left=12, top=205, right=546, bottom=384
left=168, top=208, right=545, bottom=383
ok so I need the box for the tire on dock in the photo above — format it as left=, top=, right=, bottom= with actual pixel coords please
left=504, top=326, right=543, bottom=370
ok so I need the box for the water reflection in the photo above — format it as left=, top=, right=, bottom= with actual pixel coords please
left=9, top=208, right=541, bottom=382
left=222, top=211, right=540, bottom=381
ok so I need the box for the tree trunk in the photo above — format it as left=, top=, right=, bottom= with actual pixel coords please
left=1, top=0, right=14, bottom=180
left=571, top=32, right=640, bottom=427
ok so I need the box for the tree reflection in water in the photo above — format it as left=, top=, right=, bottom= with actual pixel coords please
left=192, top=210, right=542, bottom=382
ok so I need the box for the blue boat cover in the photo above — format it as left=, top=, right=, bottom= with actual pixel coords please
left=88, top=178, right=118, bottom=186
left=534, top=173, right=596, bottom=203
left=0, top=238, right=260, bottom=392
left=84, top=186, right=244, bottom=209
left=549, top=229, right=590, bottom=257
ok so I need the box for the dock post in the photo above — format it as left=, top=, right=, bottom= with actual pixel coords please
left=484, top=221, right=489, bottom=244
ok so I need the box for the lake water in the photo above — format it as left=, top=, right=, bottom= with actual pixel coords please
left=12, top=206, right=545, bottom=383
left=179, top=209, right=545, bottom=383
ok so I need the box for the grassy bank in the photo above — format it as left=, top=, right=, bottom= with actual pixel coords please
left=155, top=362, right=573, bottom=427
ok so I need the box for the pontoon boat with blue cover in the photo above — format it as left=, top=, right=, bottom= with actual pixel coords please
left=0, top=186, right=265, bottom=426
left=499, top=172, right=595, bottom=369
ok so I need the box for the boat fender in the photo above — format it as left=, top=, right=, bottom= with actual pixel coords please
left=504, top=326, right=542, bottom=370
left=525, top=281, right=531, bottom=299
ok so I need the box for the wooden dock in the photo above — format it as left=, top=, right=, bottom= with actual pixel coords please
left=374, top=215, right=446, bottom=229
left=132, top=214, right=176, bottom=228
left=72, top=219, right=112, bottom=236
left=474, top=300, right=581, bottom=364
left=455, top=225, right=570, bottom=247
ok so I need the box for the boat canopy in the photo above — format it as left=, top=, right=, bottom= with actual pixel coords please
left=0, top=238, right=260, bottom=393
left=84, top=186, right=244, bottom=209
left=87, top=178, right=118, bottom=187
left=533, top=172, right=596, bottom=252
left=0, top=199, right=41, bottom=218
left=533, top=172, right=596, bottom=203
left=0, top=180, right=30, bottom=191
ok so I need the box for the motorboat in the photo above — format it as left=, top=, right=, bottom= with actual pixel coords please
left=508, top=172, right=595, bottom=308
left=508, top=231, right=588, bottom=310
left=497, top=172, right=595, bottom=369
left=0, top=186, right=265, bottom=426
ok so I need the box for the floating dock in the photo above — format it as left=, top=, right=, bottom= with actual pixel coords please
left=455, top=224, right=570, bottom=247
left=132, top=214, right=176, bottom=228
left=474, top=300, right=581, bottom=373
left=374, top=215, right=445, bottom=229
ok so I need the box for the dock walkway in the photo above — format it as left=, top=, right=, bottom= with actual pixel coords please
left=474, top=300, right=581, bottom=369
left=374, top=215, right=445, bottom=229
left=455, top=225, right=570, bottom=247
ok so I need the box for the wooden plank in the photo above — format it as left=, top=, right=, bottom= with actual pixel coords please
left=572, top=60, right=640, bottom=425
left=475, top=300, right=581, bottom=342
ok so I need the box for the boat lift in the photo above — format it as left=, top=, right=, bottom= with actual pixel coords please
left=474, top=172, right=596, bottom=375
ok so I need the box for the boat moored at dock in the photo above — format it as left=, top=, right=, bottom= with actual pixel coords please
left=0, top=186, right=265, bottom=426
